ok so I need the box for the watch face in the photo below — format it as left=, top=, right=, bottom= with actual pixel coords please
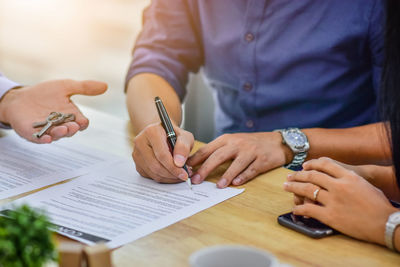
left=283, top=129, right=309, bottom=153
left=285, top=131, right=307, bottom=149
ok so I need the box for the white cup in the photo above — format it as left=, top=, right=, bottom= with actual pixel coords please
left=189, top=245, right=283, bottom=267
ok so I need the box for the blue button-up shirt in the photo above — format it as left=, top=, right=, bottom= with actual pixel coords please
left=126, top=0, right=384, bottom=137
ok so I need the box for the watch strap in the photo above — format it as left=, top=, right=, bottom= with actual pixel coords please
left=385, top=211, right=400, bottom=251
left=285, top=152, right=307, bottom=169
left=275, top=128, right=309, bottom=169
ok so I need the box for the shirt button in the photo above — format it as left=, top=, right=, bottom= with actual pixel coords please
left=243, top=82, right=253, bottom=92
left=245, top=33, right=254, bottom=42
left=246, top=120, right=254, bottom=128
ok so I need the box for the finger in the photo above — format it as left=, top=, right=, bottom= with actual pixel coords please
left=292, top=203, right=328, bottom=224
left=140, top=163, right=181, bottom=183
left=304, top=197, right=316, bottom=205
left=294, top=194, right=304, bottom=205
left=66, top=102, right=89, bottom=131
left=135, top=163, right=148, bottom=178
left=140, top=163, right=179, bottom=183
left=187, top=136, right=225, bottom=167
left=217, top=155, right=255, bottom=188
left=65, top=80, right=108, bottom=96
left=147, top=126, right=188, bottom=181
left=27, top=131, right=52, bottom=143
left=133, top=146, right=181, bottom=183
left=50, top=122, right=80, bottom=139
left=287, top=170, right=334, bottom=191
left=303, top=157, right=352, bottom=179
left=187, top=165, right=194, bottom=177
left=302, top=198, right=316, bottom=218
left=63, top=122, right=80, bottom=137
left=140, top=161, right=182, bottom=183
left=36, top=134, right=52, bottom=144
left=132, top=150, right=158, bottom=179
left=231, top=159, right=265, bottom=186
left=134, top=140, right=181, bottom=180
left=283, top=181, right=328, bottom=204
left=49, top=126, right=68, bottom=140
left=173, top=129, right=194, bottom=167
left=191, top=147, right=235, bottom=185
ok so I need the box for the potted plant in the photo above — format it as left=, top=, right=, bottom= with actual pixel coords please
left=0, top=204, right=57, bottom=267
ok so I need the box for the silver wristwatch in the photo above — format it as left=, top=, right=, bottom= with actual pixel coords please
left=275, top=128, right=310, bottom=169
left=385, top=211, right=400, bottom=251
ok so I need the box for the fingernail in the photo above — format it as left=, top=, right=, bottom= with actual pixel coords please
left=283, top=182, right=289, bottom=188
left=287, top=174, right=295, bottom=181
left=174, top=154, right=186, bottom=167
left=192, top=174, right=201, bottom=184
left=233, top=177, right=242, bottom=185
left=217, top=178, right=227, bottom=188
left=287, top=173, right=293, bottom=179
left=187, top=165, right=193, bottom=176
left=178, top=173, right=187, bottom=181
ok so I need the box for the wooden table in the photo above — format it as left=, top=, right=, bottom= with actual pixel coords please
left=2, top=106, right=400, bottom=266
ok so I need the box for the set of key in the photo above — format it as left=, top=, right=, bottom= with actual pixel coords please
left=33, top=112, right=76, bottom=138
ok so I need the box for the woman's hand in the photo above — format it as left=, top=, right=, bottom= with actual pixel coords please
left=283, top=157, right=398, bottom=245
left=292, top=159, right=370, bottom=206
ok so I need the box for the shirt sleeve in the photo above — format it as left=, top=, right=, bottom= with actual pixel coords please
left=125, top=0, right=203, bottom=101
left=0, top=73, right=20, bottom=129
left=0, top=72, right=19, bottom=100
left=368, top=0, right=385, bottom=95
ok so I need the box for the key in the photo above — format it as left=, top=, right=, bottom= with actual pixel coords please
left=32, top=112, right=62, bottom=128
left=33, top=112, right=64, bottom=138
left=32, top=112, right=75, bottom=128
left=63, top=113, right=76, bottom=123
left=33, top=112, right=75, bottom=138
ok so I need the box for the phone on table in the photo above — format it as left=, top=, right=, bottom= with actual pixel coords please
left=278, top=200, right=400, bottom=239
left=277, top=212, right=336, bottom=238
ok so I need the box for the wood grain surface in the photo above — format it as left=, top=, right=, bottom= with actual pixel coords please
left=2, top=106, right=399, bottom=267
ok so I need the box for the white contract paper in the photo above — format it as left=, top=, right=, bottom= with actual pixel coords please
left=0, top=134, right=122, bottom=199
left=6, top=161, right=244, bottom=248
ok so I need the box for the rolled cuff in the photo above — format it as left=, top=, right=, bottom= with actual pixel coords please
left=125, top=67, right=187, bottom=102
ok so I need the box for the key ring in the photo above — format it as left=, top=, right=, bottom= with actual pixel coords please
left=47, top=112, right=66, bottom=124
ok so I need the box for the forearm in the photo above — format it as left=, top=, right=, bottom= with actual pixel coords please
left=126, top=73, right=183, bottom=134
left=303, top=123, right=391, bottom=165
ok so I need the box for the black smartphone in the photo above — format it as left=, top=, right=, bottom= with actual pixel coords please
left=277, top=212, right=337, bottom=239
left=278, top=200, right=400, bottom=239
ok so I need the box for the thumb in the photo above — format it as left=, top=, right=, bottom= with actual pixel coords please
left=67, top=80, right=108, bottom=96
left=173, top=129, right=194, bottom=167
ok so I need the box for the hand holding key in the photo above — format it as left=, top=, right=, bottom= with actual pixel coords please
left=0, top=79, right=107, bottom=144
left=33, top=112, right=76, bottom=138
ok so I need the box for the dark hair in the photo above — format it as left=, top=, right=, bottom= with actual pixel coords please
left=380, top=0, right=400, bottom=187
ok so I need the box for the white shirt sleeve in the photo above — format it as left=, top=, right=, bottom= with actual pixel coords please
left=0, top=73, right=20, bottom=129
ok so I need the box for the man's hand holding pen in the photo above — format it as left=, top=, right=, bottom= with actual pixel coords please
left=132, top=119, right=194, bottom=184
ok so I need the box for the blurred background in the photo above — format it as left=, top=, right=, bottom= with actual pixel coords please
left=0, top=0, right=215, bottom=141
